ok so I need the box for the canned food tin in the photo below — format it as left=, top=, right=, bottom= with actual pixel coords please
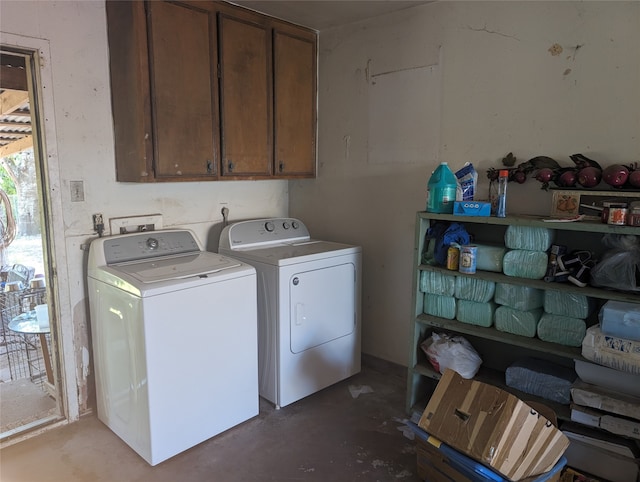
left=446, top=246, right=459, bottom=271
left=459, top=245, right=477, bottom=274
left=628, top=208, right=640, bottom=227
left=607, top=204, right=628, bottom=225
left=601, top=202, right=613, bottom=224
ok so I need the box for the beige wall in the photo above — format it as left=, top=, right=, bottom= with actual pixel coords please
left=1, top=1, right=288, bottom=420
left=290, top=1, right=640, bottom=366
left=1, top=0, right=639, bottom=419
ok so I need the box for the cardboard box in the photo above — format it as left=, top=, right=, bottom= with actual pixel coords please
left=582, top=324, right=640, bottom=376
left=418, top=369, right=569, bottom=481
left=550, top=189, right=640, bottom=219
left=558, top=467, right=601, bottom=482
left=571, top=404, right=640, bottom=440
left=571, top=379, right=640, bottom=420
left=410, top=422, right=565, bottom=482
left=562, top=422, right=640, bottom=482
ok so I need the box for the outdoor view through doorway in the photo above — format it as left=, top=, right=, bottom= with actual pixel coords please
left=0, top=49, right=60, bottom=439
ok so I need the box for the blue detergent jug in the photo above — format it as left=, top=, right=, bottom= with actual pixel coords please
left=427, top=162, right=458, bottom=214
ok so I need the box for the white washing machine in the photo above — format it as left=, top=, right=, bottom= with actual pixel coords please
left=219, top=218, right=361, bottom=409
left=87, top=229, right=258, bottom=466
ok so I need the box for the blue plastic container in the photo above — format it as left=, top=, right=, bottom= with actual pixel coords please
left=408, top=422, right=567, bottom=482
left=599, top=300, right=640, bottom=341
left=427, top=162, right=458, bottom=214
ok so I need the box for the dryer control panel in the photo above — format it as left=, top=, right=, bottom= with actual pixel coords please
left=220, top=218, right=310, bottom=250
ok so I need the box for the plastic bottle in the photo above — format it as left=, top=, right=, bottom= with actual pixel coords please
left=496, top=169, right=508, bottom=218
left=426, top=162, right=458, bottom=214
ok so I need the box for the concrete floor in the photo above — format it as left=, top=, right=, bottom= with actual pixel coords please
left=0, top=357, right=422, bottom=482
left=0, top=379, right=57, bottom=434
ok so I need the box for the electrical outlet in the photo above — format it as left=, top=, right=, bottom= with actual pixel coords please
left=109, top=214, right=163, bottom=235
left=92, top=213, right=104, bottom=232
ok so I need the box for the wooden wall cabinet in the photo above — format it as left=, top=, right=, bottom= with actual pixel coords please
left=105, top=0, right=154, bottom=182
left=218, top=11, right=272, bottom=178
left=273, top=28, right=317, bottom=177
left=106, top=1, right=316, bottom=182
left=148, top=1, right=219, bottom=180
left=406, top=212, right=640, bottom=420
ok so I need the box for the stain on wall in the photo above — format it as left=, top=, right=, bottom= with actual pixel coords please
left=73, top=300, right=93, bottom=412
left=548, top=43, right=563, bottom=56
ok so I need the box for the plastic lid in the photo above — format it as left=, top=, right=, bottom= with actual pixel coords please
left=499, top=170, right=509, bottom=177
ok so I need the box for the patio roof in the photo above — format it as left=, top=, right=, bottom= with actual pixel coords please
left=0, top=55, right=32, bottom=158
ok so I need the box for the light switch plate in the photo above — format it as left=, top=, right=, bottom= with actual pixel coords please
left=70, top=180, right=84, bottom=202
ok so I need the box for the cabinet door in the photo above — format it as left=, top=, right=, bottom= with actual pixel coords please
left=147, top=1, right=218, bottom=179
left=106, top=1, right=154, bottom=182
left=218, top=13, right=272, bottom=178
left=273, top=29, right=317, bottom=177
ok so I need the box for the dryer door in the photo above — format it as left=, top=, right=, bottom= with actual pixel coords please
left=289, top=262, right=356, bottom=353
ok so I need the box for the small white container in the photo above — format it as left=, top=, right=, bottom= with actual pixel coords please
left=34, top=304, right=49, bottom=329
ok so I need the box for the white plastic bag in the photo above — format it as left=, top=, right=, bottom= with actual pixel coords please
left=590, top=234, right=640, bottom=292
left=420, top=332, right=482, bottom=379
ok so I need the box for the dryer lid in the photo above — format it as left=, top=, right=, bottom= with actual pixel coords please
left=223, top=240, right=360, bottom=266
left=113, top=252, right=242, bottom=283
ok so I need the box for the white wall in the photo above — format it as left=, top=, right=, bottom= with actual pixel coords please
left=2, top=0, right=639, bottom=419
left=0, top=1, right=288, bottom=418
left=290, top=1, right=640, bottom=366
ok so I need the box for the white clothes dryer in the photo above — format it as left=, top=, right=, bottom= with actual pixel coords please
left=219, top=218, right=361, bottom=409
left=87, top=229, right=258, bottom=465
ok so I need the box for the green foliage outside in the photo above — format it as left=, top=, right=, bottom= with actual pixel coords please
left=0, top=155, right=17, bottom=195
left=0, top=171, right=17, bottom=195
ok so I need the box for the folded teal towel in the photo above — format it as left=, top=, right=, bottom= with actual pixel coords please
left=495, top=283, right=544, bottom=311
left=544, top=290, right=595, bottom=318
left=495, top=306, right=543, bottom=337
left=537, top=313, right=586, bottom=347
left=419, top=271, right=456, bottom=296
left=505, top=225, right=555, bottom=251
left=503, top=249, right=548, bottom=279
left=423, top=293, right=456, bottom=320
left=456, top=300, right=496, bottom=327
left=454, top=277, right=495, bottom=302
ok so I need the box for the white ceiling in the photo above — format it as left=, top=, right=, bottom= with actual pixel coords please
left=231, top=1, right=431, bottom=30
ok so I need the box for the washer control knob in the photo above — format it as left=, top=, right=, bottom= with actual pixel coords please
left=292, top=221, right=299, bottom=229
left=146, top=237, right=159, bottom=250
left=265, top=221, right=275, bottom=232
left=283, top=221, right=290, bottom=229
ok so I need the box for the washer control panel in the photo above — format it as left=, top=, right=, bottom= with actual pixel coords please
left=103, top=230, right=201, bottom=264
left=223, top=218, right=310, bottom=249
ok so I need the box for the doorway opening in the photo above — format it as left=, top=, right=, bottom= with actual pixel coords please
left=0, top=48, right=62, bottom=439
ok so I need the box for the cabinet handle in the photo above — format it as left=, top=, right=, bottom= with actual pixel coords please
left=228, top=160, right=234, bottom=172
left=279, top=161, right=285, bottom=172
left=206, top=160, right=213, bottom=174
